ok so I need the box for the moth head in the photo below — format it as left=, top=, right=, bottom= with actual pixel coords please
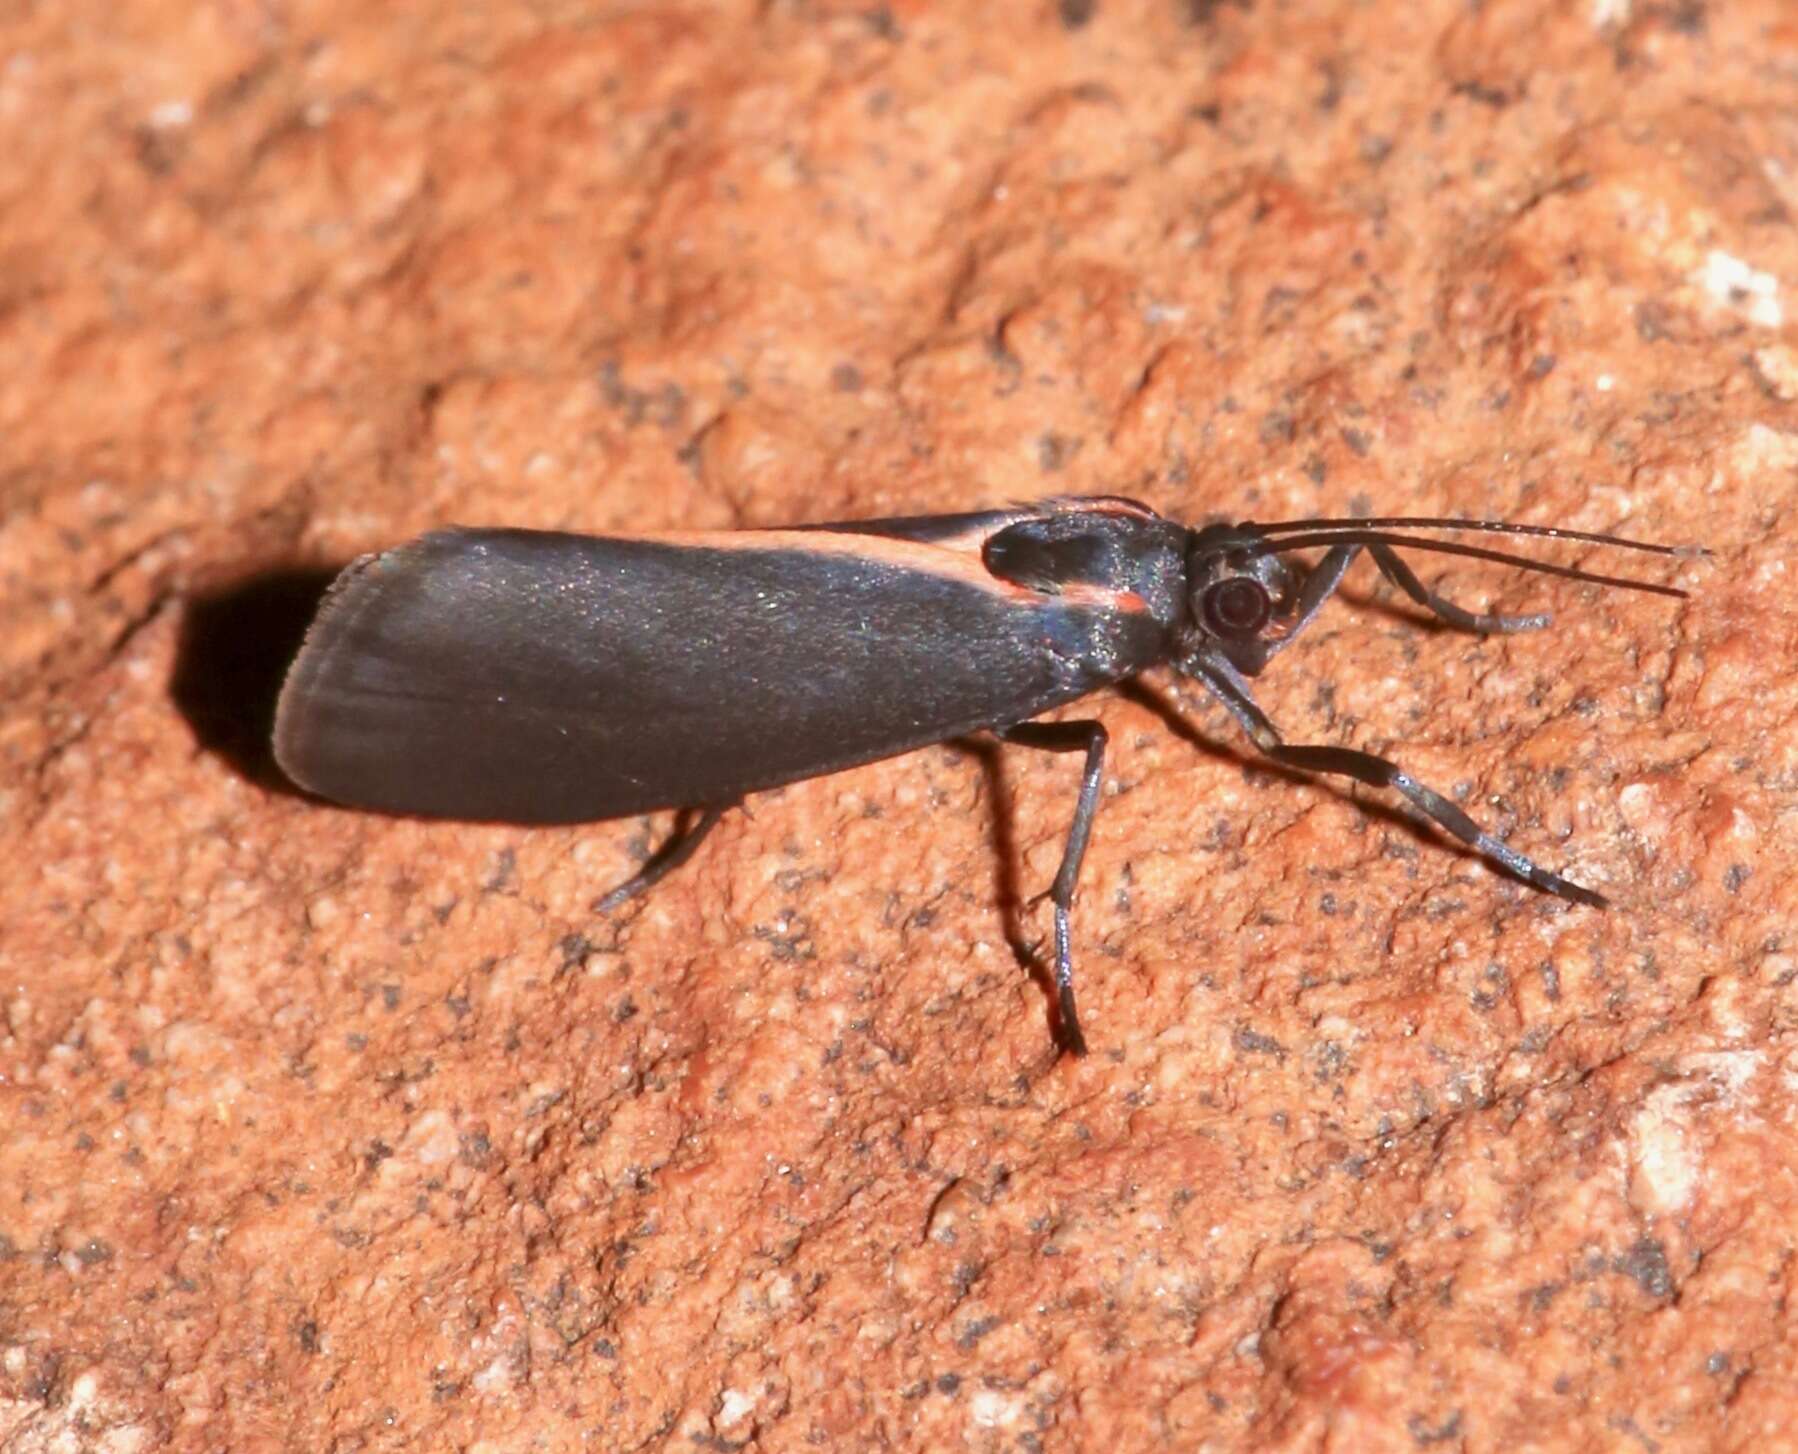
left=1183, top=523, right=1302, bottom=676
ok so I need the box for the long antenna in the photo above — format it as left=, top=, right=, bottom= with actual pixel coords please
left=1247, top=528, right=1689, bottom=598
left=1251, top=515, right=1695, bottom=557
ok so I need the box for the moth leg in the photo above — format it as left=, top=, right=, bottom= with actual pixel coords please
left=1368, top=541, right=1550, bottom=633
left=594, top=804, right=733, bottom=913
left=1259, top=544, right=1359, bottom=664
left=1188, top=655, right=1605, bottom=909
left=998, top=719, right=1109, bottom=1056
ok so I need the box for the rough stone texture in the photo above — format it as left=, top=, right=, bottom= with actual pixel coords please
left=3, top=1, right=1795, bottom=1449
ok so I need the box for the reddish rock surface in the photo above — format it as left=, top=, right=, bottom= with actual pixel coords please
left=4, top=2, right=1796, bottom=1449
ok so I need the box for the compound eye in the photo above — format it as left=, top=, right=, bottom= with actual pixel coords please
left=1202, top=576, right=1272, bottom=639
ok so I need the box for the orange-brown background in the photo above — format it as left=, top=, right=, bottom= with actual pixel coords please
left=4, top=1, right=1796, bottom=1449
